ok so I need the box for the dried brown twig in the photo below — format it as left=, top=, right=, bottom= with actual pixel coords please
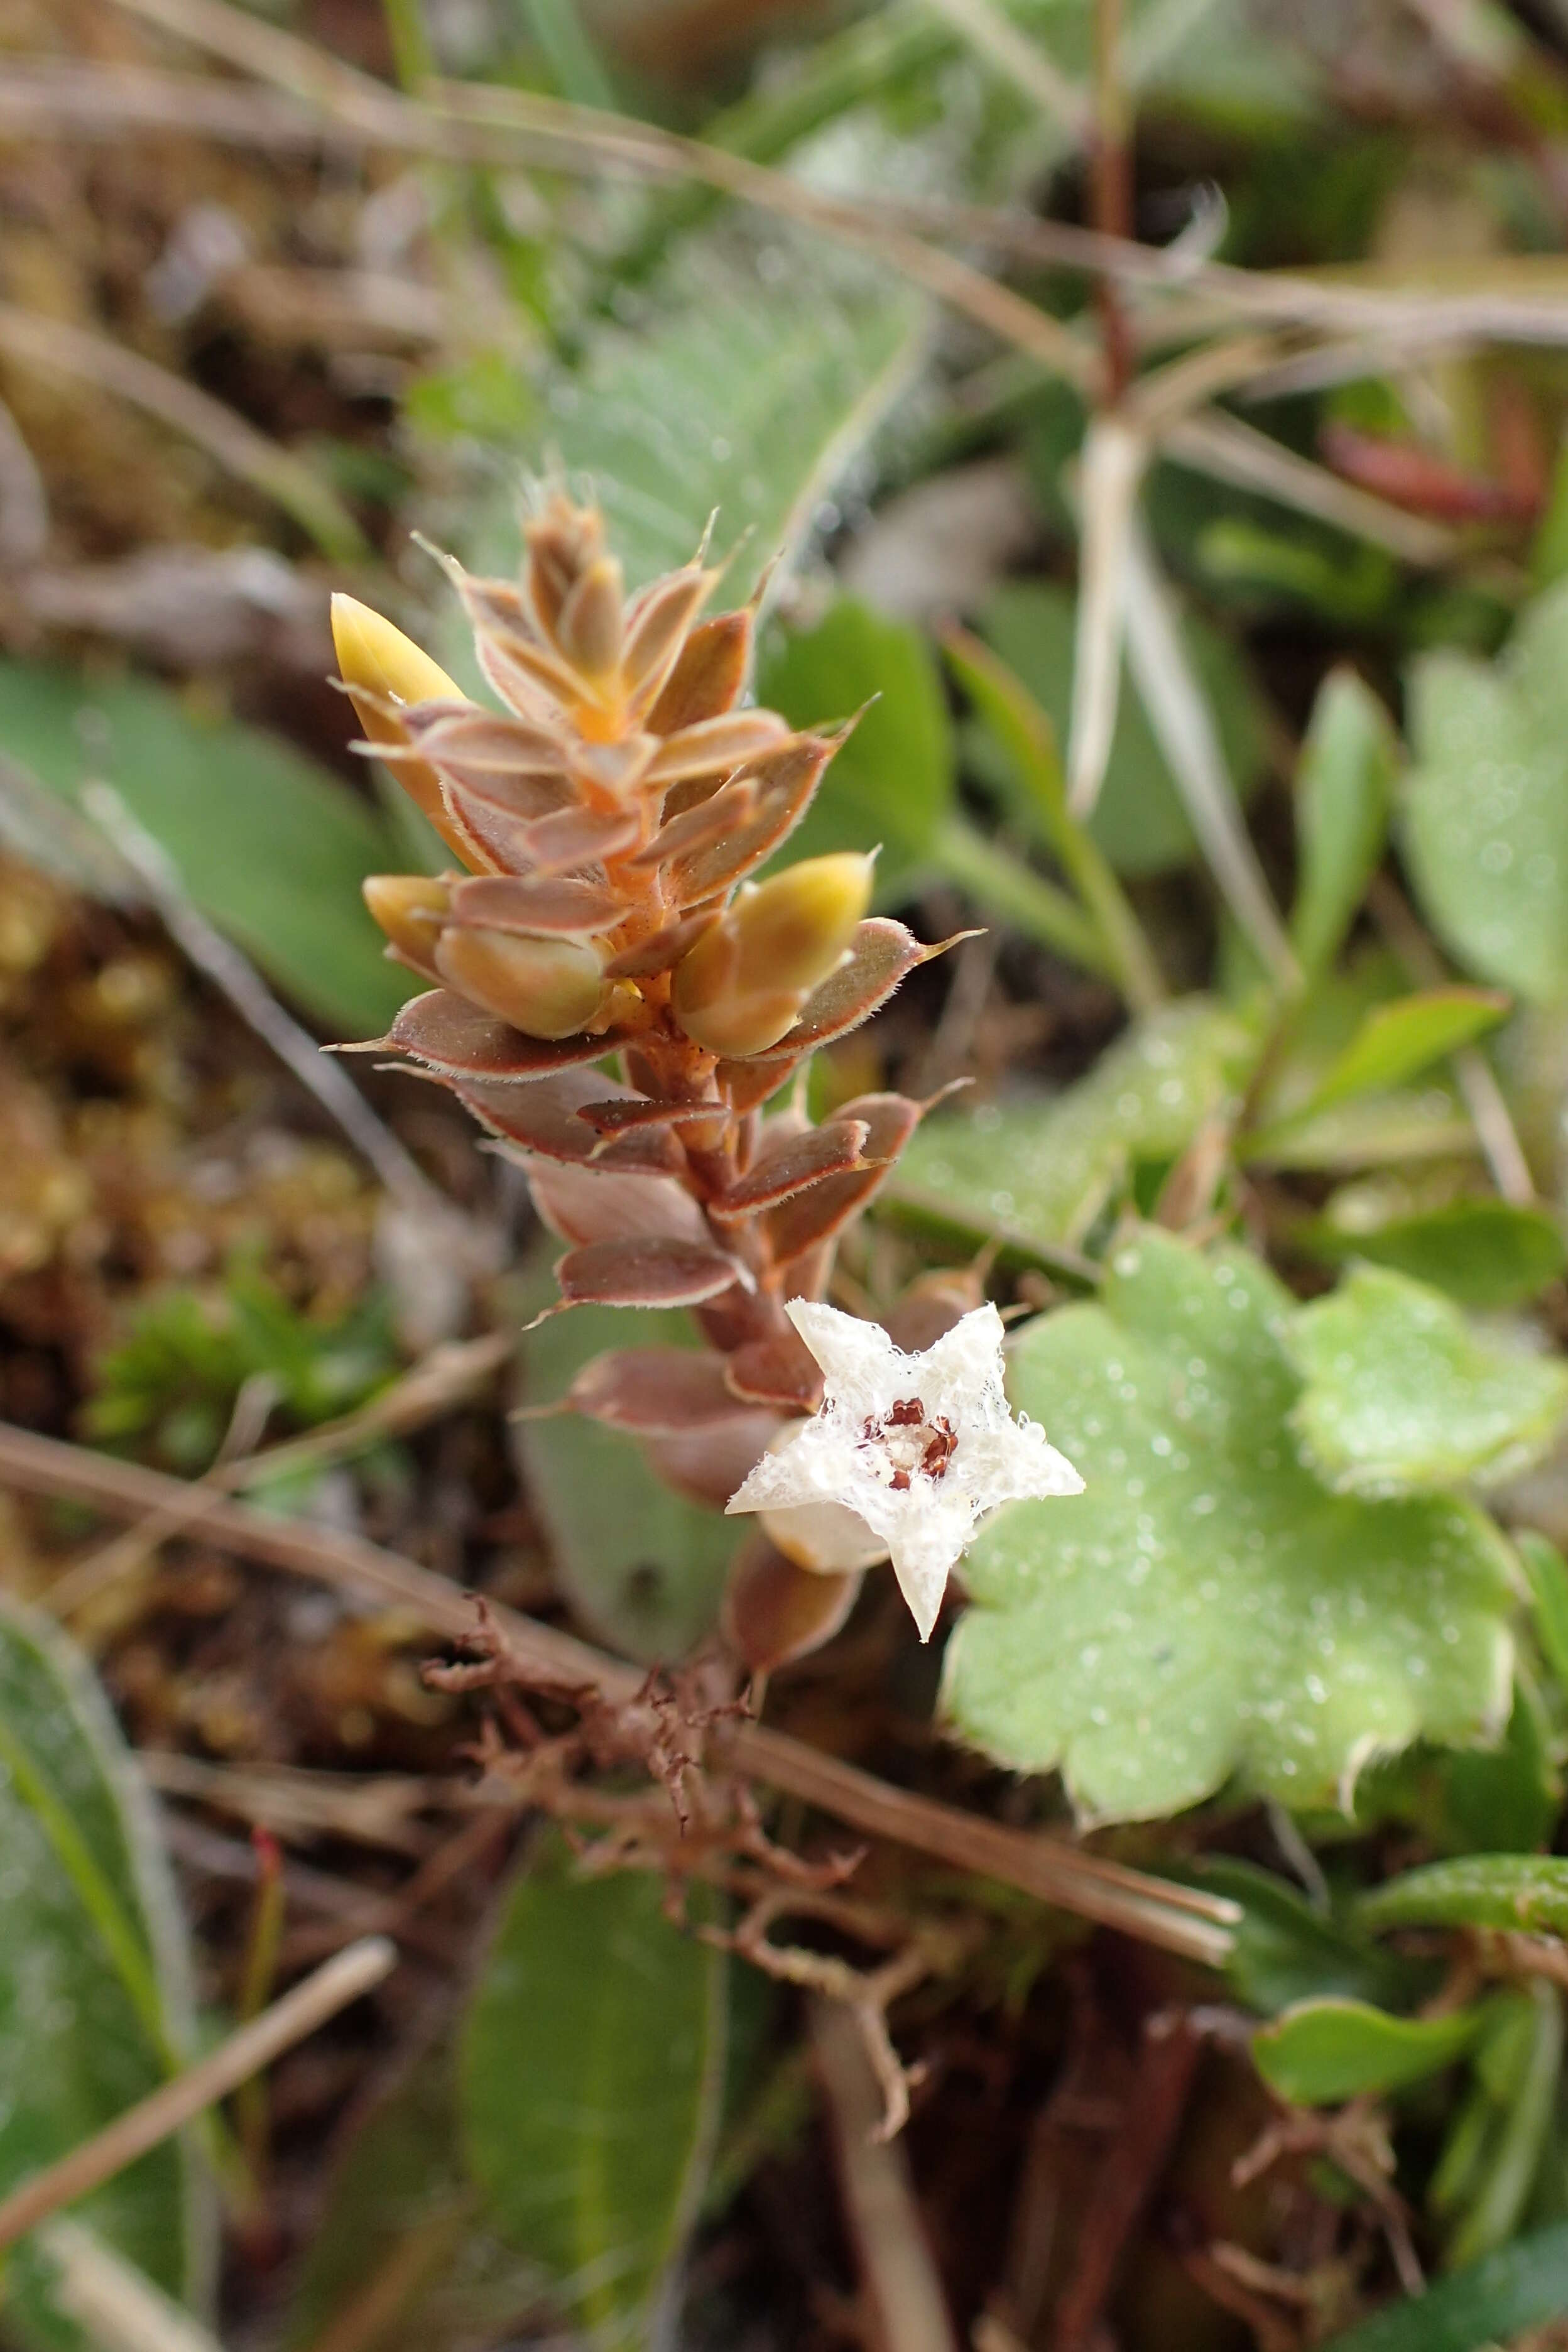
left=0, top=1420, right=1239, bottom=1966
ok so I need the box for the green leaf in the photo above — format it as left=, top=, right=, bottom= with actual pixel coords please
left=513, top=1258, right=740, bottom=1663
left=0, top=660, right=408, bottom=1034
left=1253, top=1995, right=1486, bottom=2106
left=756, top=599, right=954, bottom=887
left=943, top=1230, right=1516, bottom=1821
left=1195, top=1858, right=1426, bottom=2017
left=1322, top=2221, right=1568, bottom=2352
left=460, top=1847, right=727, bottom=2350
left=1443, top=1981, right=1563, bottom=2270
left=1297, top=1197, right=1567, bottom=1310
left=1403, top=579, right=1568, bottom=1004
left=1519, top=1532, right=1568, bottom=1697
left=0, top=1595, right=212, bottom=2349
left=976, top=580, right=1266, bottom=877
left=1294, top=989, right=1510, bottom=1120
left=891, top=997, right=1255, bottom=1255
left=1290, top=667, right=1398, bottom=980
left=283, top=2047, right=536, bottom=2352
left=536, top=244, right=925, bottom=601
left=1356, top=1854, right=1568, bottom=1939
left=1285, top=1265, right=1568, bottom=1495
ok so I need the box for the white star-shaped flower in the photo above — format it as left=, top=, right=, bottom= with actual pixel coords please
left=726, top=1298, right=1083, bottom=1642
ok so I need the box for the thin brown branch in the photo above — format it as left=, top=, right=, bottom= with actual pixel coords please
left=0, top=1422, right=1238, bottom=1966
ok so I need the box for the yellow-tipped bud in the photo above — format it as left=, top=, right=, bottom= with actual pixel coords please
left=434, top=927, right=609, bottom=1041
left=362, top=874, right=451, bottom=971
left=331, top=595, right=462, bottom=710
left=671, top=852, right=873, bottom=1059
left=332, top=596, right=470, bottom=850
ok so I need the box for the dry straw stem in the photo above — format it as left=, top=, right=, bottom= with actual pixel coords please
left=812, top=1996, right=961, bottom=2351
left=0, top=1937, right=395, bottom=2257
left=0, top=1421, right=1238, bottom=1966
left=14, top=43, right=1520, bottom=559
left=41, top=2221, right=228, bottom=2352
left=0, top=302, right=364, bottom=562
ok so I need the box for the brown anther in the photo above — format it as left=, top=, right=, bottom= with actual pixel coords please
left=886, top=1397, right=925, bottom=1426
left=920, top=1417, right=957, bottom=1481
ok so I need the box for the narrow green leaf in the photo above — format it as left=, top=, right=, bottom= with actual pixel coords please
left=1519, top=1532, right=1568, bottom=1697
left=1253, top=1995, right=1486, bottom=2106
left=1194, top=1858, right=1426, bottom=2017
left=1403, top=579, right=1568, bottom=1005
left=512, top=1258, right=739, bottom=1663
left=891, top=997, right=1255, bottom=1256
left=0, top=660, right=407, bottom=1033
left=942, top=626, right=1164, bottom=1010
left=976, top=579, right=1266, bottom=878
left=283, top=2047, right=536, bottom=2352
left=0, top=1595, right=212, bottom=2348
left=1322, top=2221, right=1568, bottom=2352
left=944, top=1231, right=1515, bottom=1821
left=1285, top=1265, right=1568, bottom=1496
left=1356, top=1854, right=1568, bottom=1939
left=1290, top=668, right=1398, bottom=981
left=1295, top=989, right=1510, bottom=1120
left=460, top=1848, right=727, bottom=2350
left=757, top=597, right=953, bottom=888
left=1446, top=1981, right=1563, bottom=2270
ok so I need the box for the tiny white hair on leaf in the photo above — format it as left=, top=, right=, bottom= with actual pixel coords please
left=726, top=1298, right=1083, bottom=1641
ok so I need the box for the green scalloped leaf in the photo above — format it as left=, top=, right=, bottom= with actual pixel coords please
left=1285, top=1265, right=1568, bottom=1496
left=943, top=1230, right=1516, bottom=1822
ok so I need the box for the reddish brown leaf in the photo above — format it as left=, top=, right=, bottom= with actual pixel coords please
left=455, top=1072, right=681, bottom=1174
left=641, top=1413, right=779, bottom=1508
left=554, top=1236, right=744, bottom=1310
left=569, top=1347, right=759, bottom=1435
left=709, top=1119, right=873, bottom=1221
left=765, top=1093, right=922, bottom=1268
left=724, top=1331, right=825, bottom=1413
left=750, top=920, right=923, bottom=1060
left=520, top=805, right=642, bottom=873
left=631, top=775, right=760, bottom=869
left=723, top=1535, right=861, bottom=1674
left=645, top=710, right=790, bottom=786
left=575, top=1095, right=727, bottom=1137
left=450, top=875, right=625, bottom=936
left=718, top=1055, right=798, bottom=1118
left=667, top=736, right=831, bottom=903
left=527, top=1162, right=710, bottom=1249
left=405, top=707, right=562, bottom=773
left=602, top=913, right=716, bottom=979
left=882, top=1271, right=984, bottom=1354
left=356, top=990, right=618, bottom=1082
left=623, top=569, right=712, bottom=705
left=646, top=612, right=751, bottom=734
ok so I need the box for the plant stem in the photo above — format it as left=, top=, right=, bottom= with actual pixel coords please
left=379, top=0, right=433, bottom=94
left=934, top=814, right=1113, bottom=979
